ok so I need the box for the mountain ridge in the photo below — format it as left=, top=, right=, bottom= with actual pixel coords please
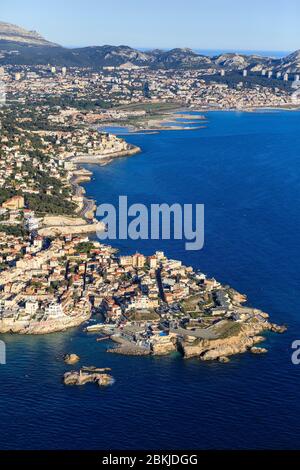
left=0, top=21, right=58, bottom=47
left=0, top=21, right=299, bottom=72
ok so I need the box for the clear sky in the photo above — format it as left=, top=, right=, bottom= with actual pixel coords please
left=1, top=0, right=299, bottom=52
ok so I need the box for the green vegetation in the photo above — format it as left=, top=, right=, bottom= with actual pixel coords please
left=116, top=102, right=181, bottom=113
left=180, top=294, right=203, bottom=313
left=213, top=321, right=243, bottom=339
left=38, top=96, right=112, bottom=110
left=0, top=225, right=26, bottom=237
left=0, top=189, right=18, bottom=205
left=75, top=242, right=95, bottom=254
left=189, top=311, right=204, bottom=319
left=26, top=194, right=76, bottom=215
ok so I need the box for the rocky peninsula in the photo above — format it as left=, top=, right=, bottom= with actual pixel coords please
left=103, top=316, right=286, bottom=361
left=179, top=319, right=285, bottom=361
left=0, top=96, right=287, bottom=360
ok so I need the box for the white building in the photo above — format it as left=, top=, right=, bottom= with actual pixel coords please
left=45, top=302, right=64, bottom=318
left=25, top=300, right=39, bottom=316
left=128, top=296, right=152, bottom=311
left=25, top=216, right=39, bottom=232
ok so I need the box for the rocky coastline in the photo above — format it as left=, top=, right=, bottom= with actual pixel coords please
left=104, top=319, right=286, bottom=361
left=179, top=320, right=286, bottom=361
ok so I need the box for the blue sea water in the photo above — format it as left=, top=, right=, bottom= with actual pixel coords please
left=1, top=110, right=300, bottom=450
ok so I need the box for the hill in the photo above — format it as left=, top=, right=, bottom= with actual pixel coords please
left=0, top=21, right=299, bottom=73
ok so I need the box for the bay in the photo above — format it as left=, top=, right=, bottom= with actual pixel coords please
left=0, top=110, right=300, bottom=449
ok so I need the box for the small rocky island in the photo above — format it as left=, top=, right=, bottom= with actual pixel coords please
left=103, top=318, right=285, bottom=361
left=64, top=353, right=80, bottom=365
